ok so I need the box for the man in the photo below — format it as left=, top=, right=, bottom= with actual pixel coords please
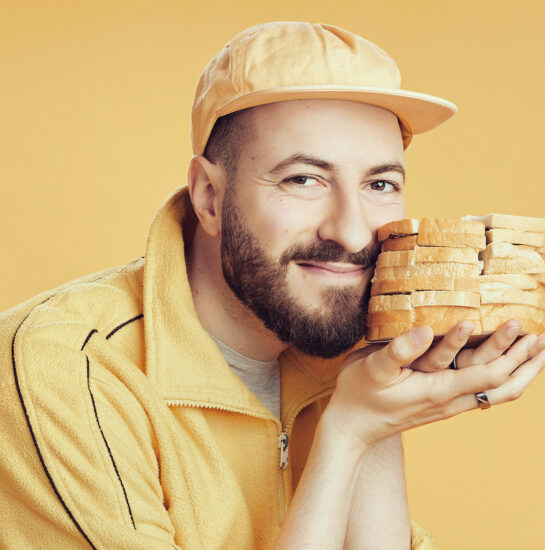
left=0, top=21, right=543, bottom=550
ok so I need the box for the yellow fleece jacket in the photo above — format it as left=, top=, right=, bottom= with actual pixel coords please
left=0, top=187, right=436, bottom=549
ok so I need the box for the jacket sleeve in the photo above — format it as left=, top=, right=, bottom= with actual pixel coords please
left=411, top=520, right=437, bottom=549
left=0, top=311, right=182, bottom=550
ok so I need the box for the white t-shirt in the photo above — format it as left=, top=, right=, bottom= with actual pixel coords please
left=208, top=333, right=281, bottom=419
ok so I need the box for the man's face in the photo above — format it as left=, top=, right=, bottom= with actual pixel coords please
left=220, top=100, right=406, bottom=358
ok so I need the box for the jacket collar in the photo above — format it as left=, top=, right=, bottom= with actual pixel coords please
left=143, top=186, right=345, bottom=426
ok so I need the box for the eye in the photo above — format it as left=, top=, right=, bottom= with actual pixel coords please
left=283, top=175, right=321, bottom=187
left=368, top=180, right=399, bottom=192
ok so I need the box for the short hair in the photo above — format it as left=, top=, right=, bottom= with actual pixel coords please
left=203, top=107, right=255, bottom=182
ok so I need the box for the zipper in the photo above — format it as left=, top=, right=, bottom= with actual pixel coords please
left=278, top=432, right=289, bottom=470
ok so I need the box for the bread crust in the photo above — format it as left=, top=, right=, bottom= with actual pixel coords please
left=366, top=309, right=413, bottom=325
left=481, top=258, right=545, bottom=275
left=373, top=263, right=481, bottom=280
left=419, top=218, right=485, bottom=235
left=479, top=242, right=542, bottom=261
left=478, top=213, right=545, bottom=233
left=480, top=288, right=545, bottom=307
left=411, top=290, right=480, bottom=308
left=366, top=322, right=413, bottom=341
left=371, top=276, right=480, bottom=295
left=368, top=294, right=412, bottom=312
left=377, top=219, right=419, bottom=242
left=479, top=273, right=538, bottom=290
left=381, top=235, right=418, bottom=251
left=414, top=306, right=482, bottom=334
left=486, top=229, right=545, bottom=248
left=414, top=246, right=478, bottom=264
left=417, top=232, right=486, bottom=251
left=376, top=250, right=414, bottom=268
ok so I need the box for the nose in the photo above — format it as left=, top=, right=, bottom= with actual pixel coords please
left=316, top=189, right=374, bottom=253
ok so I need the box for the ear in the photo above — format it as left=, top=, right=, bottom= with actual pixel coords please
left=187, top=155, right=226, bottom=237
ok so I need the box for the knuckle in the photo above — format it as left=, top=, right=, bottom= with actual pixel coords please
left=487, top=372, right=506, bottom=390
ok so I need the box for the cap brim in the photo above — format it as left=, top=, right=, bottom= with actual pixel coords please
left=216, top=85, right=456, bottom=139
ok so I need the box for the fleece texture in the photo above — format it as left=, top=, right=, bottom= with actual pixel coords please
left=0, top=186, right=435, bottom=549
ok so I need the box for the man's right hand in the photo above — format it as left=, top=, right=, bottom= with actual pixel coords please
left=324, top=324, right=545, bottom=451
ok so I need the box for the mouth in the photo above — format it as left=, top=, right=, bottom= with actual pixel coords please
left=296, top=261, right=370, bottom=279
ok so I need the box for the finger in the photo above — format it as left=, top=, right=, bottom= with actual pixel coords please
left=366, top=325, right=434, bottom=385
left=410, top=321, right=475, bottom=372
left=424, top=334, right=538, bottom=405
left=457, top=320, right=522, bottom=368
left=440, top=346, right=545, bottom=417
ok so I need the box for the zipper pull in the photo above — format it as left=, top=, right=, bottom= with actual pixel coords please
left=278, top=432, right=289, bottom=470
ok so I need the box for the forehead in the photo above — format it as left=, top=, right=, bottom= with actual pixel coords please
left=241, top=99, right=404, bottom=168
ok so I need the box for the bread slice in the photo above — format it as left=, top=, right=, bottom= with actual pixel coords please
left=480, top=288, right=545, bottom=308
left=480, top=303, right=545, bottom=333
left=534, top=273, right=545, bottom=285
left=411, top=290, right=480, bottom=308
left=377, top=219, right=419, bottom=242
left=470, top=213, right=545, bottom=233
left=381, top=235, right=418, bottom=251
left=419, top=218, right=485, bottom=235
left=414, top=306, right=482, bottom=335
left=366, top=309, right=413, bottom=325
left=479, top=242, right=543, bottom=262
left=376, top=250, right=414, bottom=268
left=371, top=276, right=480, bottom=295
left=373, top=263, right=481, bottom=281
left=486, top=229, right=545, bottom=248
left=417, top=232, right=486, bottom=251
left=481, top=258, right=545, bottom=275
left=479, top=273, right=538, bottom=290
left=366, top=322, right=413, bottom=341
left=414, top=245, right=478, bottom=264
left=369, top=294, right=412, bottom=313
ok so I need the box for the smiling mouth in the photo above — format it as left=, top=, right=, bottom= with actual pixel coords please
left=296, top=261, right=370, bottom=278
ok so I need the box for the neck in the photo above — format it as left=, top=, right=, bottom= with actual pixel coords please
left=187, top=224, right=288, bottom=361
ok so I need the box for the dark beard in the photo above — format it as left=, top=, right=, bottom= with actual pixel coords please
left=220, top=188, right=378, bottom=359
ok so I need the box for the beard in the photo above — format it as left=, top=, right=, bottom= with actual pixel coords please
left=220, top=188, right=379, bottom=359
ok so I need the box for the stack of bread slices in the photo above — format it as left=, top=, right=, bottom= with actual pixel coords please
left=469, top=213, right=545, bottom=334
left=366, top=214, right=545, bottom=341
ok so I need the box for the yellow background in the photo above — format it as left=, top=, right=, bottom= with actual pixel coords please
left=2, top=1, right=544, bottom=548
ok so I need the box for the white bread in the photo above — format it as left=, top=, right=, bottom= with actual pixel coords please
left=381, top=235, right=418, bottom=251
left=411, top=290, right=480, bottom=308
left=419, top=218, right=485, bottom=235
left=480, top=288, right=545, bottom=308
left=479, top=242, right=543, bottom=262
left=482, top=316, right=545, bottom=334
left=479, top=273, right=538, bottom=290
left=417, top=231, right=486, bottom=251
left=371, top=276, right=480, bottom=295
left=480, top=303, right=545, bottom=319
left=377, top=219, right=419, bottom=242
left=486, top=229, right=545, bottom=248
left=369, top=294, right=411, bottom=312
left=481, top=258, right=545, bottom=275
left=375, top=250, right=414, bottom=268
left=366, top=309, right=413, bottom=325
left=366, top=322, right=413, bottom=341
left=470, top=213, right=545, bottom=233
left=534, top=273, right=545, bottom=285
left=413, top=245, right=478, bottom=264
left=414, top=306, right=482, bottom=335
left=373, top=263, right=481, bottom=280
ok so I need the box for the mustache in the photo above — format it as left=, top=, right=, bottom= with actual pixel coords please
left=280, top=240, right=380, bottom=268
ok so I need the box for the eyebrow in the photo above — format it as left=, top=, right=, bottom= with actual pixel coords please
left=267, top=153, right=405, bottom=180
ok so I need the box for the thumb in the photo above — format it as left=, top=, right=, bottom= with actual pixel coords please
left=366, top=326, right=434, bottom=385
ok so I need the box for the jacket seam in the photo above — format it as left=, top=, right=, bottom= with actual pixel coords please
left=86, top=355, right=137, bottom=529
left=11, top=299, right=97, bottom=550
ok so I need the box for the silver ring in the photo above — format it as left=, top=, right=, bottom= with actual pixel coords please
left=449, top=353, right=459, bottom=370
left=475, top=391, right=491, bottom=410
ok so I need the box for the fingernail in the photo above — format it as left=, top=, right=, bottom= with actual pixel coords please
left=505, top=322, right=522, bottom=338
left=458, top=322, right=474, bottom=339
left=410, top=326, right=432, bottom=345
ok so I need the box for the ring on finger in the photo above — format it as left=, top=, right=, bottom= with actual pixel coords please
left=449, top=353, right=459, bottom=370
left=475, top=391, right=491, bottom=410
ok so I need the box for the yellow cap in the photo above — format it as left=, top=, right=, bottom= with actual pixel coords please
left=191, top=22, right=457, bottom=154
